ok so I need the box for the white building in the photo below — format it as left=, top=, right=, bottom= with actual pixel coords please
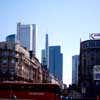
left=17, top=22, right=36, bottom=56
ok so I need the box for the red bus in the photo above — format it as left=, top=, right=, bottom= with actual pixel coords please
left=0, top=81, right=62, bottom=100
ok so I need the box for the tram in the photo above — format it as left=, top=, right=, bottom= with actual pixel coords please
left=0, top=81, right=62, bottom=100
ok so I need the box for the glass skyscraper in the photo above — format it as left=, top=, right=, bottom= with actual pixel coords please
left=72, top=55, right=79, bottom=85
left=41, top=49, right=46, bottom=65
left=17, top=22, right=36, bottom=56
left=41, top=34, right=49, bottom=68
left=49, top=46, right=63, bottom=81
left=6, top=34, right=16, bottom=42
left=45, top=34, right=49, bottom=68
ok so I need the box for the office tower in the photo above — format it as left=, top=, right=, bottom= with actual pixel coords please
left=72, top=55, right=79, bottom=85
left=41, top=34, right=49, bottom=68
left=17, top=22, right=36, bottom=56
left=49, top=46, right=63, bottom=81
left=41, top=49, right=46, bottom=65
left=45, top=34, right=49, bottom=68
left=6, top=34, right=16, bottom=42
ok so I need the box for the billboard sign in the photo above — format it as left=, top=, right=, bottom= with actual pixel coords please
left=93, top=65, right=100, bottom=80
left=90, top=33, right=100, bottom=40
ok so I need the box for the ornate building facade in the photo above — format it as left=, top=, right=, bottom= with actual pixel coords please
left=0, top=42, right=42, bottom=83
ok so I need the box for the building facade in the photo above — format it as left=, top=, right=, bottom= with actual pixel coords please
left=41, top=34, right=49, bottom=68
left=17, top=22, right=36, bottom=56
left=79, top=39, right=100, bottom=95
left=72, top=55, right=79, bottom=85
left=41, top=65, right=50, bottom=83
left=6, top=34, right=16, bottom=42
left=0, top=42, right=42, bottom=83
left=41, top=49, right=46, bottom=66
left=45, top=34, right=49, bottom=68
left=49, top=46, right=63, bottom=81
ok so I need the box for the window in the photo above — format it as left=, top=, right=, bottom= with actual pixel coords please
left=12, top=51, right=15, bottom=56
left=1, top=66, right=7, bottom=73
left=11, top=59, right=15, bottom=64
left=3, top=51, right=7, bottom=56
left=89, top=41, right=95, bottom=47
left=95, top=41, right=100, bottom=47
left=82, top=42, right=89, bottom=48
left=9, top=66, right=14, bottom=71
left=10, top=77, right=14, bottom=80
left=2, top=58, right=7, bottom=64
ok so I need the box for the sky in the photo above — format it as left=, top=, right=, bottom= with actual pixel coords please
left=0, top=0, right=100, bottom=85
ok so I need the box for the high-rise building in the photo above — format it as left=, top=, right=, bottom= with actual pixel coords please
left=17, top=22, right=36, bottom=56
left=6, top=34, right=16, bottom=42
left=41, top=49, right=46, bottom=65
left=72, top=55, right=79, bottom=85
left=45, top=34, right=49, bottom=68
left=49, top=46, right=63, bottom=81
left=41, top=34, right=49, bottom=68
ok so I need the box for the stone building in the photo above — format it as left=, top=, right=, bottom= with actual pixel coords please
left=0, top=42, right=42, bottom=83
left=41, top=65, right=50, bottom=83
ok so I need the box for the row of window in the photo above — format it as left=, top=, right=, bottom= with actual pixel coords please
left=0, top=58, right=15, bottom=64
left=0, top=51, right=15, bottom=56
left=82, top=41, right=100, bottom=48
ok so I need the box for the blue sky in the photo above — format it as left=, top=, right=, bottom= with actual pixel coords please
left=0, top=0, right=100, bottom=85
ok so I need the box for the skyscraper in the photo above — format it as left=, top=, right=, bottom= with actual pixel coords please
left=72, top=55, right=79, bottom=85
left=6, top=34, right=16, bottom=42
left=45, top=34, right=49, bottom=68
left=17, top=22, right=36, bottom=56
left=41, top=49, right=46, bottom=65
left=41, top=34, right=49, bottom=68
left=49, top=46, right=63, bottom=81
